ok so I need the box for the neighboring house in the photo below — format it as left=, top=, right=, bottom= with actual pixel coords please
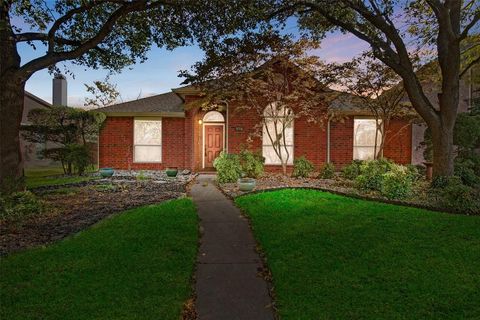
left=97, top=82, right=413, bottom=172
left=410, top=65, right=479, bottom=165
left=21, top=75, right=68, bottom=167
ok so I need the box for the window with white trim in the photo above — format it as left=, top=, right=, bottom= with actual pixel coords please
left=134, top=118, right=162, bottom=162
left=262, top=103, right=294, bottom=165
left=353, top=118, right=382, bottom=160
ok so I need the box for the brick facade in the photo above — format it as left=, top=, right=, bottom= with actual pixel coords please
left=99, top=99, right=413, bottom=171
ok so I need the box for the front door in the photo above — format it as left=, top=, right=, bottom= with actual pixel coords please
left=204, top=125, right=224, bottom=168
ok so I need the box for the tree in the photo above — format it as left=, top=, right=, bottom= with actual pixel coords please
left=184, top=39, right=330, bottom=175
left=84, top=75, right=120, bottom=109
left=334, top=53, right=412, bottom=159
left=269, top=0, right=479, bottom=177
left=0, top=0, right=269, bottom=189
left=21, top=106, right=104, bottom=175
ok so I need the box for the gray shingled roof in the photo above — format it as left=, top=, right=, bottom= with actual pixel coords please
left=97, top=91, right=184, bottom=114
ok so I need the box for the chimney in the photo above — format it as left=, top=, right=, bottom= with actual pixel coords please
left=52, top=74, right=67, bottom=106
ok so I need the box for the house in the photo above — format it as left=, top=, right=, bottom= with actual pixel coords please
left=21, top=74, right=68, bottom=167
left=97, top=82, right=414, bottom=172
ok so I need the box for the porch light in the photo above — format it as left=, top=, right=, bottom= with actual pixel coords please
left=198, top=119, right=203, bottom=125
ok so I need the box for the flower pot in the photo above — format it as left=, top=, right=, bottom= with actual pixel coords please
left=99, top=168, right=114, bottom=178
left=238, top=178, right=256, bottom=192
left=166, top=167, right=178, bottom=177
left=423, top=161, right=433, bottom=181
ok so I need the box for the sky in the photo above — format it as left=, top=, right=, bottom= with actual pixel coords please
left=21, top=19, right=369, bottom=107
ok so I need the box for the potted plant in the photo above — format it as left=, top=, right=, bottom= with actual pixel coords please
left=238, top=177, right=256, bottom=192
left=166, top=167, right=178, bottom=177
left=99, top=168, right=114, bottom=178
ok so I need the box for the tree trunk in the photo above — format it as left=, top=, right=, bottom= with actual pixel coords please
left=430, top=123, right=455, bottom=177
left=0, top=79, right=25, bottom=192
left=1, top=4, right=25, bottom=192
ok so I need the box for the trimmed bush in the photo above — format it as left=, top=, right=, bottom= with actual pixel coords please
left=454, top=159, right=480, bottom=187
left=342, top=160, right=363, bottom=180
left=292, top=156, right=315, bottom=178
left=0, top=191, right=43, bottom=221
left=239, top=149, right=264, bottom=178
left=319, top=163, right=335, bottom=179
left=433, top=177, right=480, bottom=214
left=355, top=159, right=394, bottom=191
left=380, top=165, right=413, bottom=199
left=213, top=151, right=241, bottom=183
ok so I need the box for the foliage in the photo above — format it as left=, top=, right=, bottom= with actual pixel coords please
left=454, top=158, right=480, bottom=187
left=21, top=106, right=103, bottom=175
left=380, top=165, right=414, bottom=199
left=239, top=149, right=264, bottom=178
left=236, top=189, right=480, bottom=319
left=84, top=75, right=120, bottom=108
left=342, top=160, right=364, bottom=180
left=0, top=199, right=197, bottom=320
left=328, top=53, right=412, bottom=159
left=355, top=159, right=395, bottom=191
left=319, top=162, right=335, bottom=179
left=432, top=177, right=480, bottom=214
left=213, top=152, right=241, bottom=183
left=292, top=156, right=315, bottom=178
left=0, top=191, right=43, bottom=221
left=183, top=38, right=330, bottom=175
left=25, top=167, right=97, bottom=189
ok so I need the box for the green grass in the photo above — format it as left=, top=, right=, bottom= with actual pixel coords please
left=25, top=167, right=98, bottom=189
left=236, top=189, right=480, bottom=319
left=1, top=199, right=198, bottom=320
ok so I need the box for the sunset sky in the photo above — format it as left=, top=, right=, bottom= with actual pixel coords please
left=21, top=19, right=369, bottom=107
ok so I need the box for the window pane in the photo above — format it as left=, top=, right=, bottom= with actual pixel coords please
left=354, top=146, right=377, bottom=160
left=134, top=146, right=162, bottom=162
left=263, top=146, right=293, bottom=165
left=262, top=119, right=293, bottom=145
left=134, top=120, right=162, bottom=145
left=203, top=111, right=224, bottom=122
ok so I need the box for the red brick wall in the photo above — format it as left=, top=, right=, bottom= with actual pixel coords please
left=99, top=107, right=412, bottom=171
left=99, top=116, right=186, bottom=170
left=383, top=119, right=412, bottom=164
left=330, top=117, right=354, bottom=168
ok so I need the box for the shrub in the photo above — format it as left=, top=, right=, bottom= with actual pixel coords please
left=239, top=149, right=264, bottom=178
left=355, top=159, right=394, bottom=191
left=380, top=165, right=413, bottom=199
left=433, top=177, right=480, bottom=214
left=63, top=144, right=92, bottom=175
left=213, top=151, right=241, bottom=183
left=292, top=156, right=315, bottom=178
left=319, top=163, right=335, bottom=179
left=0, top=191, right=43, bottom=221
left=454, top=159, right=480, bottom=187
left=405, top=164, right=421, bottom=182
left=342, top=160, right=363, bottom=180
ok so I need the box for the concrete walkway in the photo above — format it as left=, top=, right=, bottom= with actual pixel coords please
left=190, top=175, right=274, bottom=320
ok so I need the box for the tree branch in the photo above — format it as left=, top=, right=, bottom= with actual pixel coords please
left=460, top=55, right=480, bottom=78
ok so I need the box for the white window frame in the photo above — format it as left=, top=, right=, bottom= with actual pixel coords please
left=262, top=103, right=294, bottom=165
left=353, top=117, right=383, bottom=161
left=133, top=117, right=162, bottom=163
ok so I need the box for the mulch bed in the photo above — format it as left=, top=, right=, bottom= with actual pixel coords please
left=0, top=178, right=194, bottom=256
left=218, top=174, right=467, bottom=215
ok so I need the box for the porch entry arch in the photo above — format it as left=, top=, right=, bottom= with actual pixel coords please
left=202, top=111, right=225, bottom=169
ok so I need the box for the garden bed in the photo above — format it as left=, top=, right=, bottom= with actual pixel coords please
left=217, top=174, right=472, bottom=215
left=0, top=173, right=196, bottom=255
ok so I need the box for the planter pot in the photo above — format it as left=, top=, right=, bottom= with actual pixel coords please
left=99, top=168, right=114, bottom=178
left=238, top=178, right=256, bottom=192
left=423, top=161, right=433, bottom=181
left=166, top=167, right=178, bottom=177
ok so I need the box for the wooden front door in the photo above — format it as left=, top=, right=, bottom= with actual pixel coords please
left=204, top=125, right=224, bottom=168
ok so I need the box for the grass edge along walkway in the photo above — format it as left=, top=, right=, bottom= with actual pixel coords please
left=236, top=189, right=480, bottom=320
left=1, top=199, right=198, bottom=320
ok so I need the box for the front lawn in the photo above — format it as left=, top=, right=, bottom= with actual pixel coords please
left=1, top=199, right=198, bottom=320
left=25, top=166, right=98, bottom=189
left=236, top=189, right=480, bottom=319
